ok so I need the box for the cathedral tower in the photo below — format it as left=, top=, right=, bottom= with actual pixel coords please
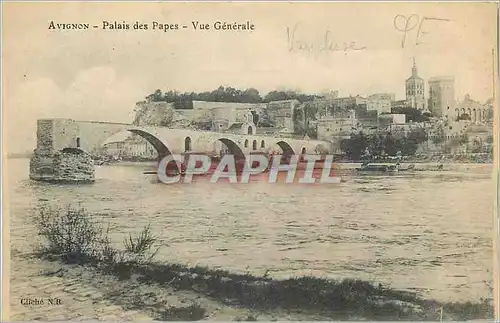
left=405, top=58, right=426, bottom=111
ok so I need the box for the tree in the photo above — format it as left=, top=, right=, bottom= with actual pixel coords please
left=400, top=129, right=427, bottom=155
left=263, top=90, right=318, bottom=103
left=391, top=106, right=430, bottom=122
left=486, top=109, right=494, bottom=122
left=304, top=102, right=319, bottom=121
left=241, top=88, right=262, bottom=103
left=369, top=134, right=385, bottom=156
left=258, top=110, right=274, bottom=127
left=431, top=126, right=446, bottom=145
left=408, top=128, right=428, bottom=145
left=459, top=133, right=469, bottom=145
left=340, top=132, right=369, bottom=160
left=383, top=132, right=398, bottom=156
left=143, top=86, right=265, bottom=107
left=471, top=138, right=483, bottom=153
left=263, top=91, right=292, bottom=102
left=146, top=89, right=163, bottom=102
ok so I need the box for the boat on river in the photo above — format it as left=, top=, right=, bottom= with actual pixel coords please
left=356, top=162, right=400, bottom=173
left=355, top=161, right=416, bottom=174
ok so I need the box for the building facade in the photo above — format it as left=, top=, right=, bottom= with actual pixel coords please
left=266, top=99, right=300, bottom=132
left=316, top=109, right=357, bottom=141
left=367, top=93, right=395, bottom=114
left=428, top=76, right=455, bottom=117
left=454, top=94, right=491, bottom=123
left=330, top=95, right=367, bottom=110
left=378, top=114, right=406, bottom=128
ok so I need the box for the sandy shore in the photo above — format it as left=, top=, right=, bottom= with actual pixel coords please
left=10, top=252, right=327, bottom=321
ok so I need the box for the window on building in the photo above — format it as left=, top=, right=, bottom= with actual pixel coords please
left=184, top=137, right=192, bottom=152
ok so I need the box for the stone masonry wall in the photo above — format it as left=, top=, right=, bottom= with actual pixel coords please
left=52, top=149, right=95, bottom=183
left=30, top=148, right=94, bottom=183
left=36, top=120, right=55, bottom=153
left=52, top=119, right=79, bottom=151
left=30, top=118, right=130, bottom=183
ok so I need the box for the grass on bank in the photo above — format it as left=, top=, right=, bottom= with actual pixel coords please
left=33, top=205, right=494, bottom=321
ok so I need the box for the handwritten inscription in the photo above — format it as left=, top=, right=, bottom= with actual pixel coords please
left=394, top=14, right=450, bottom=48
left=287, top=23, right=366, bottom=54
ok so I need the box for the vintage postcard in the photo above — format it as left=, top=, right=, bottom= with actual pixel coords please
left=2, top=1, right=498, bottom=321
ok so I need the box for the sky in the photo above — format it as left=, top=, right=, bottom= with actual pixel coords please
left=2, top=2, right=497, bottom=153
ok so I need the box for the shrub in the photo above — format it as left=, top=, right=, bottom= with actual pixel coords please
left=34, top=205, right=160, bottom=266
left=34, top=205, right=107, bottom=263
left=122, top=224, right=160, bottom=263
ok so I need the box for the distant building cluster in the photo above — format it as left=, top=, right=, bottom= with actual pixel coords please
left=313, top=59, right=493, bottom=154
left=101, top=59, right=494, bottom=159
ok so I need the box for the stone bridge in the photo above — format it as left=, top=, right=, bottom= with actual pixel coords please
left=126, top=126, right=331, bottom=160
left=29, top=118, right=330, bottom=182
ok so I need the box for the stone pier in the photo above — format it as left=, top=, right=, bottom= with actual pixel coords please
left=29, top=147, right=95, bottom=183
left=29, top=118, right=130, bottom=183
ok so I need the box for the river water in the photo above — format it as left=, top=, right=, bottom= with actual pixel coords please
left=7, top=158, right=494, bottom=303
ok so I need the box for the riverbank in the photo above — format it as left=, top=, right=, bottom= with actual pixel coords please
left=14, top=205, right=493, bottom=321
left=11, top=252, right=493, bottom=321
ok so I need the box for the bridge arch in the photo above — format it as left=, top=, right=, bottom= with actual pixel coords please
left=217, top=138, right=245, bottom=159
left=276, top=141, right=295, bottom=155
left=128, top=129, right=172, bottom=160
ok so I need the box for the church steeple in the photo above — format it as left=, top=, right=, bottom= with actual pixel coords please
left=412, top=57, right=418, bottom=77
left=405, top=57, right=425, bottom=111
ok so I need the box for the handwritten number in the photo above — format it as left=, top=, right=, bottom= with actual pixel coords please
left=394, top=15, right=450, bottom=48
left=393, top=14, right=419, bottom=48
left=416, top=17, right=450, bottom=45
